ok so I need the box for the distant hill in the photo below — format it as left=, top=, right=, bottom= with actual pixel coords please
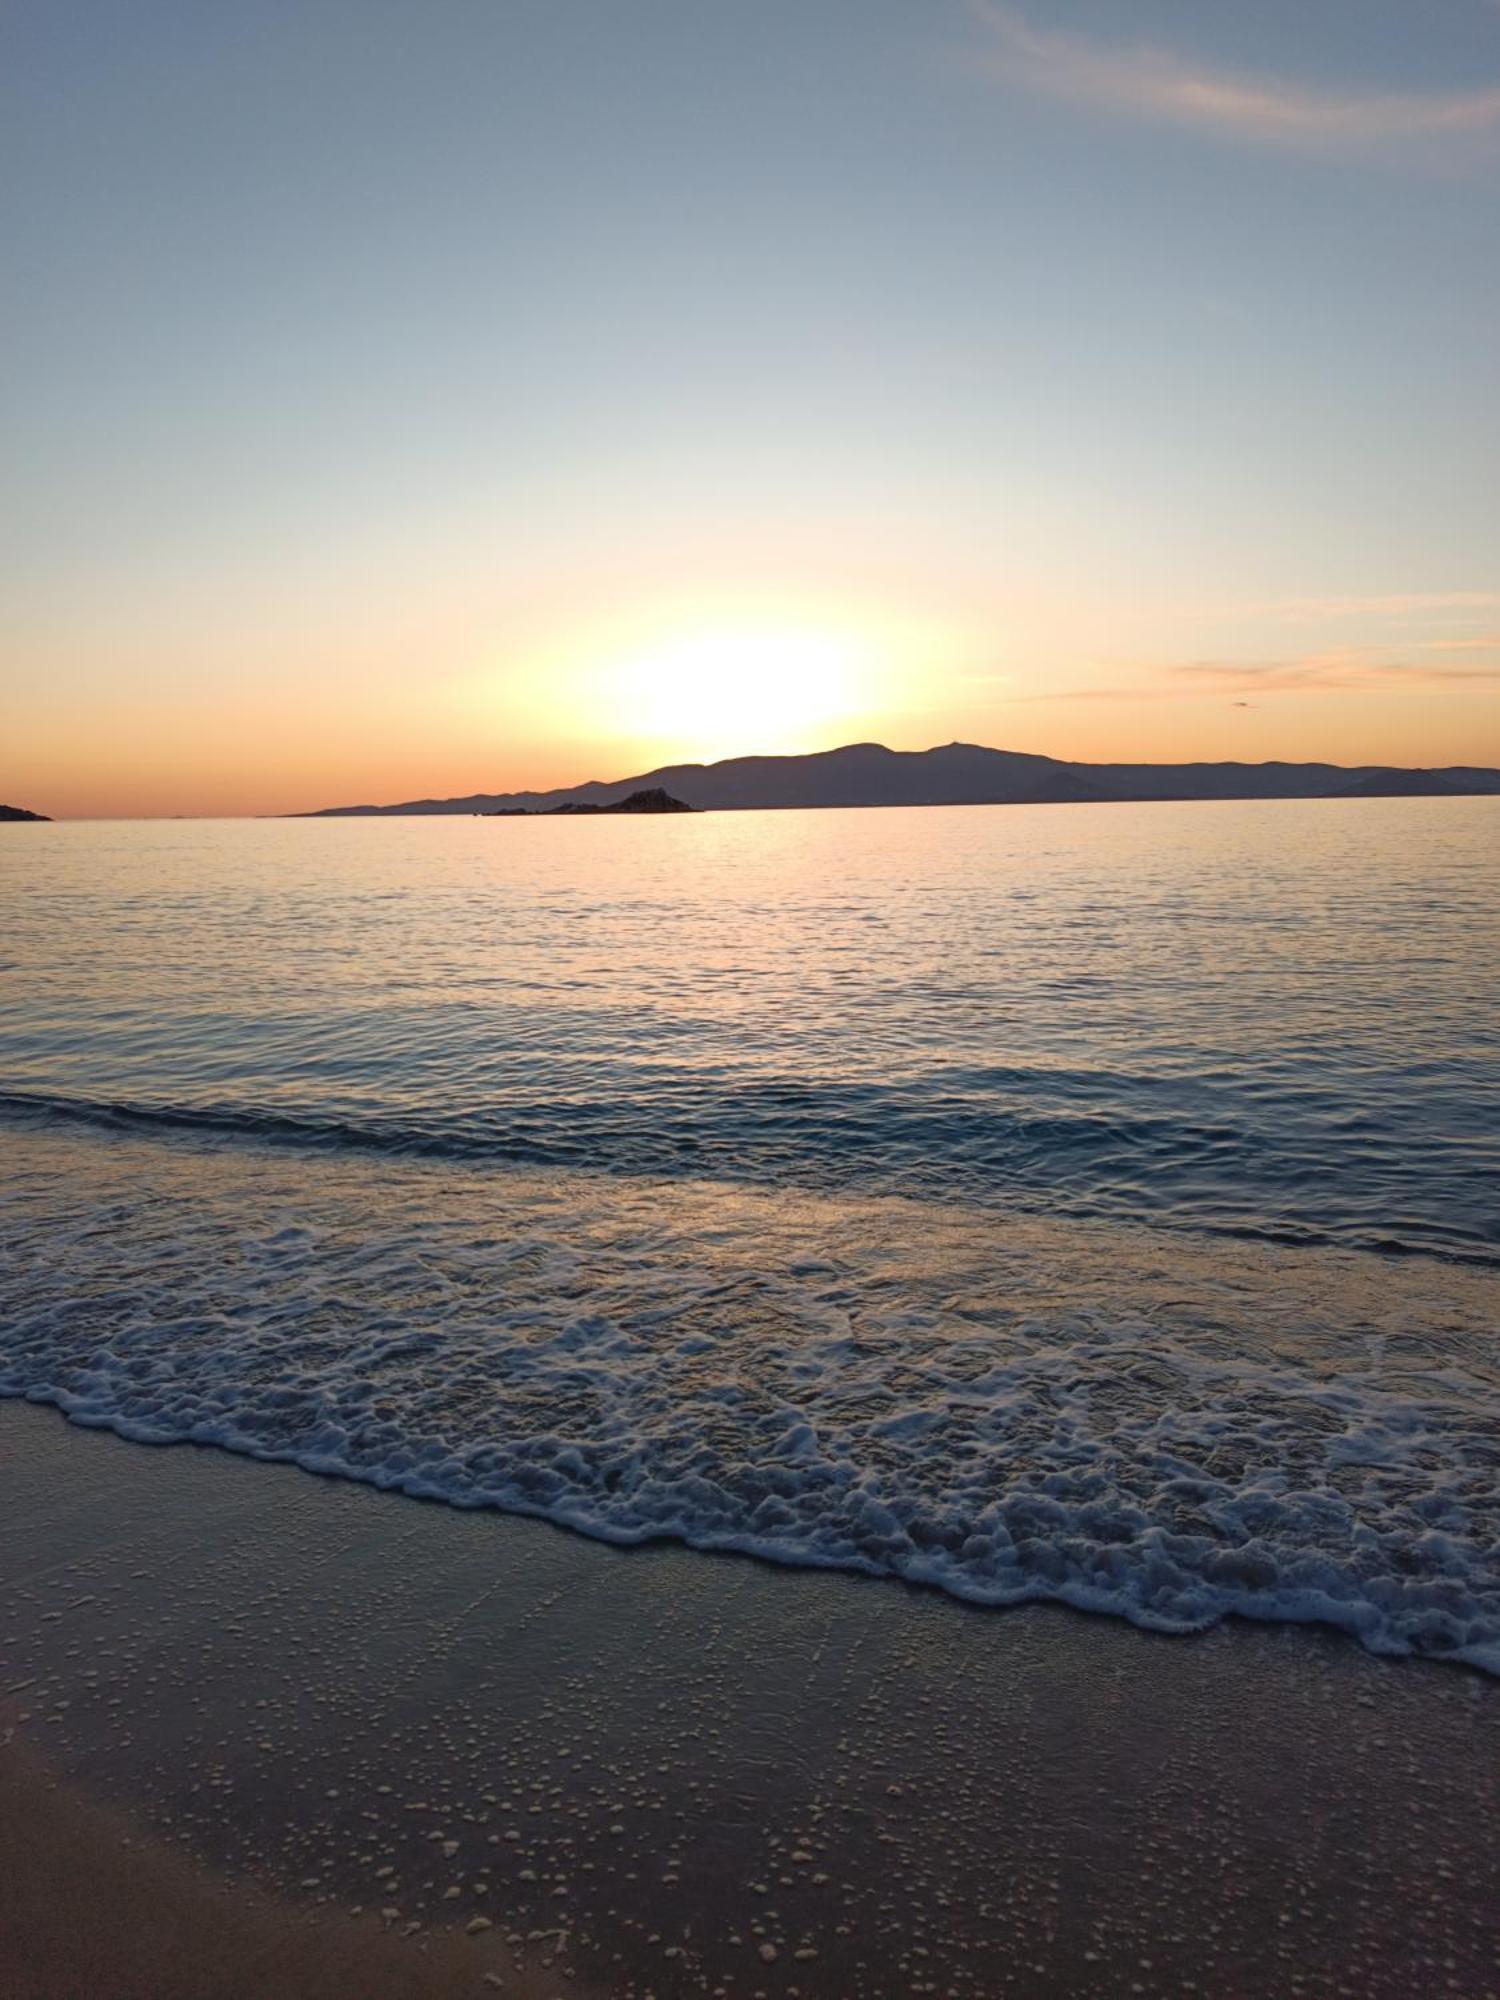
left=0, top=803, right=50, bottom=821
left=303, top=741, right=1500, bottom=817
left=490, top=787, right=696, bottom=817
left=1334, top=768, right=1469, bottom=798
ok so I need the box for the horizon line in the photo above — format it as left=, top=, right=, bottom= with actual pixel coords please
left=15, top=734, right=1500, bottom=821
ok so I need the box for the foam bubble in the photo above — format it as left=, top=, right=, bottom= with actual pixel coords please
left=3, top=1122, right=1497, bottom=1674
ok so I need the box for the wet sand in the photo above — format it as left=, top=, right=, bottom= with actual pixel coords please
left=3, top=1399, right=1498, bottom=1999
left=0, top=1729, right=570, bottom=2000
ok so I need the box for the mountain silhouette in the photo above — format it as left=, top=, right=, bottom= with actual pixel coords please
left=1333, top=768, right=1469, bottom=798
left=304, top=741, right=1500, bottom=817
left=489, top=787, right=696, bottom=816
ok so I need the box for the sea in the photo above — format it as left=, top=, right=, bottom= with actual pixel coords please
left=2, top=800, right=1497, bottom=1669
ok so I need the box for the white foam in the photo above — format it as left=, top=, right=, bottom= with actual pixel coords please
left=3, top=1122, right=1497, bottom=1674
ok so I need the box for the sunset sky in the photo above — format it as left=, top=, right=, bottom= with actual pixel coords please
left=5, top=0, right=1499, bottom=817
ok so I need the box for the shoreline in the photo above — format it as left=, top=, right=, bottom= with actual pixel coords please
left=15, top=1379, right=1500, bottom=1680
left=4, top=1399, right=1498, bottom=1998
left=6, top=1117, right=1497, bottom=1687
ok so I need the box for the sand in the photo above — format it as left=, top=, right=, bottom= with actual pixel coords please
left=3, top=1399, right=1498, bottom=1999
left=0, top=1728, right=571, bottom=2000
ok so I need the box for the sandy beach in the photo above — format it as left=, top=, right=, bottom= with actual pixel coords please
left=3, top=1399, right=1497, bottom=1999
left=11, top=0, right=1500, bottom=1991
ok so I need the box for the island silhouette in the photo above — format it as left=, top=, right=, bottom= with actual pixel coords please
left=0, top=803, right=50, bottom=822
left=487, top=787, right=695, bottom=817
left=304, top=740, right=1500, bottom=817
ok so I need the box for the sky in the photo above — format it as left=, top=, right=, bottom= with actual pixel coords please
left=3, top=0, right=1499, bottom=817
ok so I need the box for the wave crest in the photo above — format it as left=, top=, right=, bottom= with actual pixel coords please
left=4, top=1121, right=1497, bottom=1674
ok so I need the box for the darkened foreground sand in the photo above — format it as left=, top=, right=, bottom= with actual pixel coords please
left=3, top=1401, right=1498, bottom=1999
left=0, top=1729, right=565, bottom=2000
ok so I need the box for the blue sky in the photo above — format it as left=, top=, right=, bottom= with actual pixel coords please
left=4, top=1, right=1498, bottom=812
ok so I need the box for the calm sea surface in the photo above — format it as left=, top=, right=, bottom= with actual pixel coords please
left=2, top=802, right=1498, bottom=1667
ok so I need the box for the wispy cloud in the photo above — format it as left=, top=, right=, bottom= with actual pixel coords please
left=1415, top=631, right=1500, bottom=651
left=971, top=4, right=1500, bottom=155
left=1173, top=654, right=1500, bottom=692
left=1256, top=591, right=1500, bottom=621
left=1019, top=652, right=1500, bottom=702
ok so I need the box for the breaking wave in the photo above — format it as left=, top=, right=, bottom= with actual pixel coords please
left=0, top=1083, right=1494, bottom=1269
left=3, top=1121, right=1497, bottom=1675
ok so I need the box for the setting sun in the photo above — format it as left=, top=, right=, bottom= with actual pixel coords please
left=6, top=5, right=1500, bottom=1991
left=590, top=624, right=876, bottom=761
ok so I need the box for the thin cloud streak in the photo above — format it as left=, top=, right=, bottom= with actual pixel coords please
left=1016, top=654, right=1500, bottom=702
left=1416, top=632, right=1500, bottom=652
left=1175, top=656, right=1500, bottom=691
left=1255, top=591, right=1500, bottom=620
left=971, top=3, right=1500, bottom=153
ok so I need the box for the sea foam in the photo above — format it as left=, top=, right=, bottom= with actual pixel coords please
left=4, top=1120, right=1497, bottom=1674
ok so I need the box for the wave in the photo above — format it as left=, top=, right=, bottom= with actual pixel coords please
left=4, top=1118, right=1498, bottom=1676
left=1, top=1083, right=1494, bottom=1270
left=0, top=1085, right=493, bottom=1158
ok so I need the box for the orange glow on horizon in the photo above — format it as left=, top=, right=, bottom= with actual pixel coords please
left=9, top=584, right=1499, bottom=819
left=476, top=599, right=934, bottom=774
